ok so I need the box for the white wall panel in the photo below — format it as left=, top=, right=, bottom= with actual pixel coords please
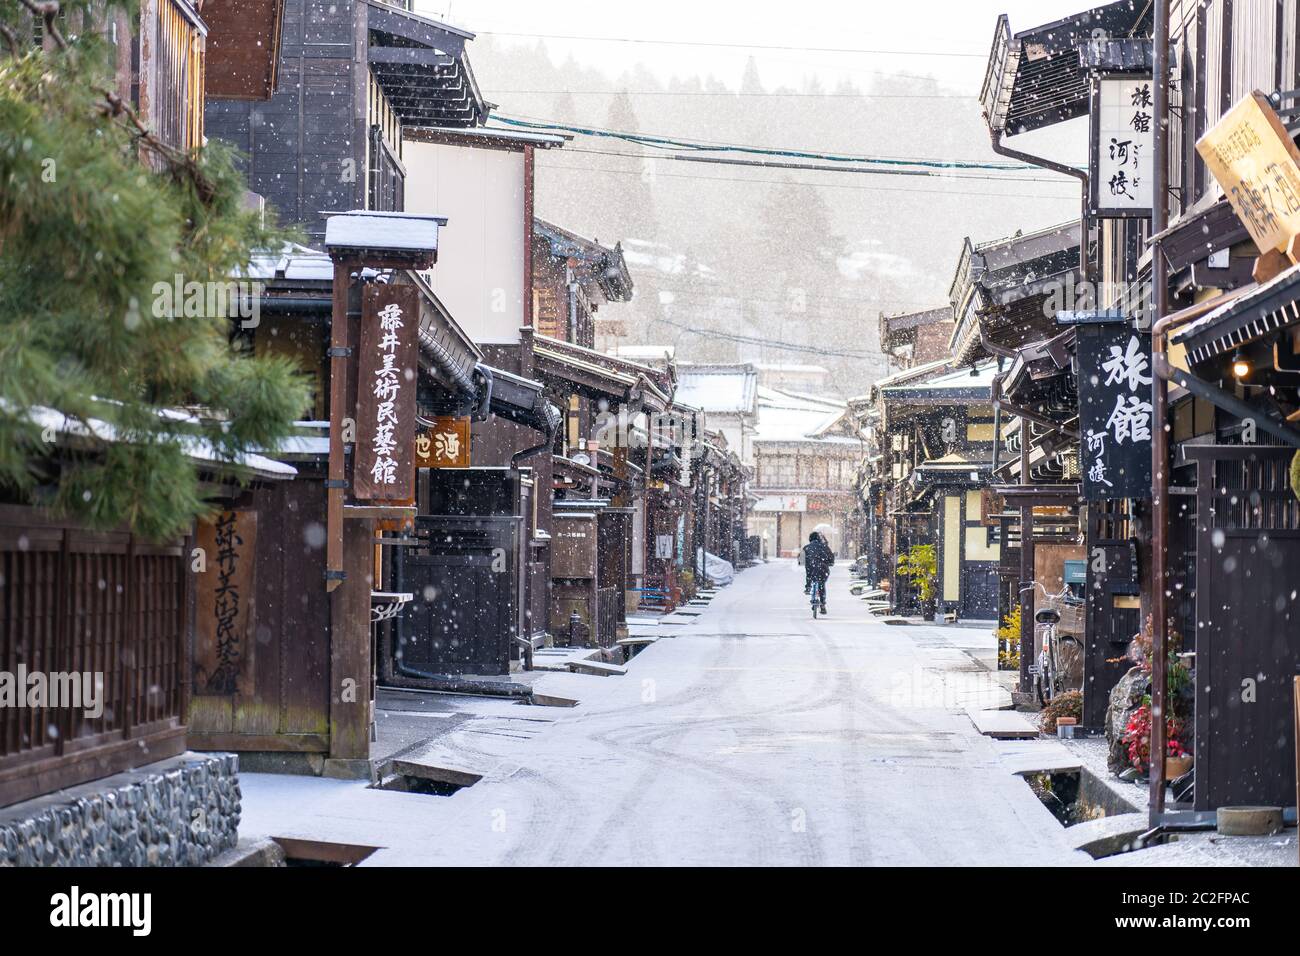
left=404, top=142, right=526, bottom=344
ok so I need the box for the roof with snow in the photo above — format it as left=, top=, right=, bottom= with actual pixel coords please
left=534, top=219, right=634, bottom=302
left=980, top=1, right=1154, bottom=135
left=610, top=345, right=675, bottom=366
left=620, top=239, right=717, bottom=280
left=16, top=403, right=298, bottom=481
left=948, top=220, right=1082, bottom=365
left=364, top=1, right=490, bottom=128
left=324, top=211, right=446, bottom=257
left=674, top=364, right=759, bottom=415
left=753, top=388, right=857, bottom=446
left=879, top=359, right=998, bottom=398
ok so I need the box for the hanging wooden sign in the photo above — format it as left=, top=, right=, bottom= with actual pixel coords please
left=1089, top=76, right=1154, bottom=218
left=1077, top=321, right=1153, bottom=501
left=354, top=284, right=419, bottom=500
left=1197, top=91, right=1300, bottom=255
left=415, top=416, right=471, bottom=468
left=194, top=509, right=257, bottom=697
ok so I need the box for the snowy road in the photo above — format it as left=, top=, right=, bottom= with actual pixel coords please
left=240, top=560, right=1086, bottom=865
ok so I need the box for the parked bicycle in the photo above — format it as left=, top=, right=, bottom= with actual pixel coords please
left=1018, top=581, right=1085, bottom=705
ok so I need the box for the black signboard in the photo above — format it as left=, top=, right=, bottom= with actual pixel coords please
left=1077, top=321, right=1153, bottom=500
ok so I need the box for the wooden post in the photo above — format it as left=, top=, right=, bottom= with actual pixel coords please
left=328, top=516, right=373, bottom=768
left=326, top=259, right=351, bottom=592
left=1018, top=432, right=1035, bottom=696
left=523, top=144, right=535, bottom=329
left=1148, top=0, right=1171, bottom=826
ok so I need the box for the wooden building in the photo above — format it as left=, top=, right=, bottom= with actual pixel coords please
left=748, top=387, right=863, bottom=559
left=872, top=361, right=1001, bottom=619
left=205, top=0, right=489, bottom=242
left=879, top=307, right=956, bottom=370
left=979, top=0, right=1300, bottom=820
left=0, top=0, right=288, bottom=806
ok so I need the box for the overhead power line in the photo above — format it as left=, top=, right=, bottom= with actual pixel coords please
left=492, top=113, right=1045, bottom=173
left=535, top=158, right=1079, bottom=200
left=650, top=316, right=882, bottom=360
left=560, top=146, right=1075, bottom=183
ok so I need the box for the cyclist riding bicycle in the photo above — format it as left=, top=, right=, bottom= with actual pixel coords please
left=802, top=532, right=834, bottom=614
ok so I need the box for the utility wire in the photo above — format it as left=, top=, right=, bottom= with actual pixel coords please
left=492, top=113, right=1041, bottom=172
left=560, top=146, right=1073, bottom=182
left=535, top=158, right=1079, bottom=200
left=497, top=110, right=1072, bottom=170
left=650, top=315, right=882, bottom=359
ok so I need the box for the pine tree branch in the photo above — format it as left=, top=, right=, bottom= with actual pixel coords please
left=0, top=22, right=20, bottom=56
left=96, top=87, right=218, bottom=205
left=16, top=0, right=67, bottom=50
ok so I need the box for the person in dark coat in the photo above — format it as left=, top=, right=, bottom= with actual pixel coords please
left=803, top=532, right=834, bottom=611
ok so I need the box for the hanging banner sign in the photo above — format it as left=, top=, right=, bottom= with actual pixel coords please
left=1197, top=90, right=1300, bottom=254
left=1077, top=321, right=1153, bottom=500
left=654, top=534, right=674, bottom=559
left=752, top=494, right=807, bottom=513
left=415, top=416, right=471, bottom=469
left=1090, top=76, right=1155, bottom=217
left=354, top=284, right=419, bottom=500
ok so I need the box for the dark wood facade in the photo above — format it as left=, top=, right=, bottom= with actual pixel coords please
left=205, top=0, right=486, bottom=243
left=0, top=507, right=188, bottom=808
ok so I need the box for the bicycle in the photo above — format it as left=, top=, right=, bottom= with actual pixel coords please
left=1018, top=581, right=1085, bottom=705
left=810, top=578, right=826, bottom=619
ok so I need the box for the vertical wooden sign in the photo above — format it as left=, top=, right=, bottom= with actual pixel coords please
left=354, top=283, right=419, bottom=500
left=194, top=509, right=257, bottom=697
left=1077, top=321, right=1153, bottom=501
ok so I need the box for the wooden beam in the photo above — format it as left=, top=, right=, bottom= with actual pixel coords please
left=344, top=504, right=418, bottom=520
left=367, top=47, right=457, bottom=69
left=186, top=733, right=330, bottom=753
left=326, top=260, right=351, bottom=592
left=329, top=516, right=373, bottom=762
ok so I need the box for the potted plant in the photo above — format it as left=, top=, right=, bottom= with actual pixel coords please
left=1164, top=740, right=1193, bottom=779
left=1122, top=698, right=1189, bottom=776
left=897, top=544, right=939, bottom=621
left=997, top=605, right=1021, bottom=670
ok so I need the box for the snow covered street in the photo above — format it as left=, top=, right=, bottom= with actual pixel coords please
left=239, top=561, right=1085, bottom=866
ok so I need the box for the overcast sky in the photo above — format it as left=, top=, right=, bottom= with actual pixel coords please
left=416, top=0, right=1097, bottom=95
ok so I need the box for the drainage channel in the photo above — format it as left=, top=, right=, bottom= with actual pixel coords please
left=272, top=837, right=382, bottom=867
left=369, top=758, right=482, bottom=797
left=1023, top=769, right=1174, bottom=859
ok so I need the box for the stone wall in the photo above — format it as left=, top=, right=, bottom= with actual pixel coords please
left=0, top=752, right=240, bottom=867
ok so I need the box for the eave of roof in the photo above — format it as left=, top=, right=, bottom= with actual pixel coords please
left=980, top=1, right=1154, bottom=136
left=1171, top=264, right=1300, bottom=365
left=364, top=1, right=489, bottom=128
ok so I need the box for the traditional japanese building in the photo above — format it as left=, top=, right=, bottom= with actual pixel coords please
left=872, top=361, right=1001, bottom=619
left=879, top=307, right=956, bottom=370
left=206, top=0, right=490, bottom=242
left=748, top=387, right=864, bottom=559
left=0, top=0, right=286, bottom=861
left=978, top=0, right=1300, bottom=823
